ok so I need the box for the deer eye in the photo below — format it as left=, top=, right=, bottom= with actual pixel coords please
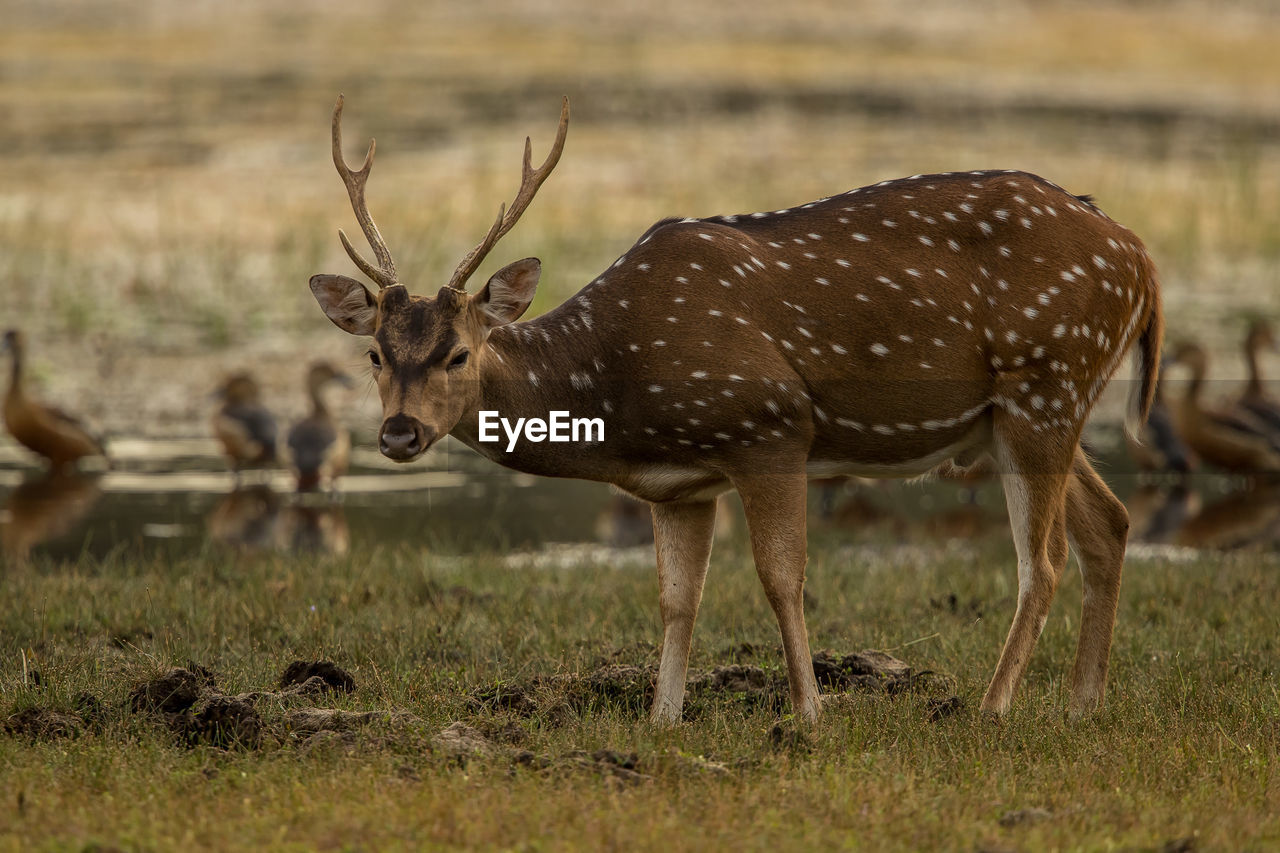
left=447, top=350, right=470, bottom=371
left=368, top=350, right=381, bottom=369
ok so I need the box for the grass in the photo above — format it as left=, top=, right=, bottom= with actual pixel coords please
left=1, top=529, right=1277, bottom=850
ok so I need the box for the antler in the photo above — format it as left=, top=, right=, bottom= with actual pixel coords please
left=331, top=94, right=399, bottom=289
left=446, top=97, right=570, bottom=292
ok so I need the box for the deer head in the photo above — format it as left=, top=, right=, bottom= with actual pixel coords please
left=310, top=95, right=569, bottom=461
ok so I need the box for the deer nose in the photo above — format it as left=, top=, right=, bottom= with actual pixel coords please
left=379, top=415, right=432, bottom=461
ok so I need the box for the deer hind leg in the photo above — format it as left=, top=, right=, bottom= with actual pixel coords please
left=650, top=498, right=718, bottom=723
left=733, top=470, right=821, bottom=723
left=982, top=419, right=1075, bottom=716
left=1064, top=447, right=1129, bottom=717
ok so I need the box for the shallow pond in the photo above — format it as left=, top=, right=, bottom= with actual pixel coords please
left=1, top=429, right=1277, bottom=565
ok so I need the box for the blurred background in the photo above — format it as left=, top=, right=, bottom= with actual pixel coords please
left=2, top=0, right=1280, bottom=561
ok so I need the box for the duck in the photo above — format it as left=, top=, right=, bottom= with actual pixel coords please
left=1168, top=341, right=1280, bottom=475
left=2, top=329, right=107, bottom=471
left=1238, top=319, right=1280, bottom=434
left=212, top=372, right=278, bottom=473
left=286, top=362, right=352, bottom=492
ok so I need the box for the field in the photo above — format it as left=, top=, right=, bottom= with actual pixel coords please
left=3, top=0, right=1280, bottom=850
left=2, top=531, right=1278, bottom=849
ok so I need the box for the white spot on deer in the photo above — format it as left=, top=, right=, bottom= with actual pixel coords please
left=836, top=259, right=852, bottom=268
left=905, top=268, right=922, bottom=278
left=527, top=371, right=540, bottom=386
left=882, top=220, right=897, bottom=228
left=852, top=233, right=870, bottom=242
left=870, top=343, right=889, bottom=356
left=898, top=334, right=914, bottom=343
left=815, top=277, right=830, bottom=286
left=667, top=317, right=678, bottom=323
left=691, top=370, right=708, bottom=379
left=653, top=340, right=667, bottom=347
left=698, top=233, right=713, bottom=241
left=873, top=424, right=896, bottom=435
left=978, top=221, right=993, bottom=235
left=1023, top=307, right=1039, bottom=319
left=776, top=261, right=792, bottom=270
left=835, top=418, right=864, bottom=431
left=734, top=317, right=749, bottom=325
left=831, top=343, right=848, bottom=355
left=918, top=236, right=934, bottom=247
left=690, top=263, right=703, bottom=271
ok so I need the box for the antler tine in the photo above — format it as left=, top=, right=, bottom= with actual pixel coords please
left=446, top=96, right=570, bottom=292
left=331, top=94, right=399, bottom=290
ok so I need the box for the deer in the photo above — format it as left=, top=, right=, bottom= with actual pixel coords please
left=309, top=95, right=1163, bottom=723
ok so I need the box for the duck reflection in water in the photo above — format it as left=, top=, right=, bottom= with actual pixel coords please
left=1, top=471, right=102, bottom=565
left=208, top=485, right=348, bottom=555
left=1127, top=481, right=1280, bottom=551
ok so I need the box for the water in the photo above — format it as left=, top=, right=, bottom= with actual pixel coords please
left=2, top=430, right=1277, bottom=566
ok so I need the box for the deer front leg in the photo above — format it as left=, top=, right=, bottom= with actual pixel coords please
left=734, top=471, right=822, bottom=724
left=650, top=498, right=718, bottom=724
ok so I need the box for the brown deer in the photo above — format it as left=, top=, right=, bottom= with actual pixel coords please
left=310, top=95, right=1163, bottom=723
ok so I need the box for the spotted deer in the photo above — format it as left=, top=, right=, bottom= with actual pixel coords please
left=310, top=95, right=1163, bottom=723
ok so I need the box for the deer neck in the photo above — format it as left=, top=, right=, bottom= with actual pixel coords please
left=449, top=311, right=612, bottom=477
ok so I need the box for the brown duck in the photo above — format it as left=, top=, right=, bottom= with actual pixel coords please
left=1168, top=341, right=1280, bottom=474
left=286, top=362, right=352, bottom=492
left=212, top=372, right=278, bottom=472
left=2, top=329, right=107, bottom=470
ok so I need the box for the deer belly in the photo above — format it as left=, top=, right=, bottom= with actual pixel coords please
left=808, top=409, right=993, bottom=478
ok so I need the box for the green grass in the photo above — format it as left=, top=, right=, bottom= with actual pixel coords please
left=1, top=531, right=1277, bottom=850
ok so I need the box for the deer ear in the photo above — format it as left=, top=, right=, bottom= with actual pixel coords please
left=474, top=258, right=540, bottom=328
left=310, top=274, right=377, bottom=336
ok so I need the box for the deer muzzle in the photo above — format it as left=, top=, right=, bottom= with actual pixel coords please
left=379, top=414, right=435, bottom=462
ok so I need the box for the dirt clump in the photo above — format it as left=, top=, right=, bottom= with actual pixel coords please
left=4, top=706, right=85, bottom=740
left=129, top=667, right=212, bottom=714
left=172, top=696, right=262, bottom=750
left=279, top=660, right=355, bottom=694
left=553, top=664, right=655, bottom=715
